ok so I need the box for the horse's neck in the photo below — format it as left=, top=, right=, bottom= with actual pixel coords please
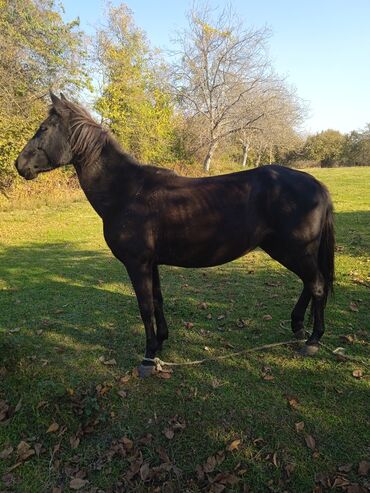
left=74, top=145, right=142, bottom=218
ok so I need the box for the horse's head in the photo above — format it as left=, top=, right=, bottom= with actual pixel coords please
left=15, top=92, right=73, bottom=180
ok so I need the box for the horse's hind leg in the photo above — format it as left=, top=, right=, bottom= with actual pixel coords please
left=291, top=285, right=311, bottom=339
left=152, top=265, right=168, bottom=351
left=300, top=271, right=326, bottom=356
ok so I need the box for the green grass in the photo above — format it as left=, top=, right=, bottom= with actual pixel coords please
left=0, top=167, right=369, bottom=493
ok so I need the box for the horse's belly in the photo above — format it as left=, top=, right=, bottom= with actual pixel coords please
left=157, top=234, right=257, bottom=268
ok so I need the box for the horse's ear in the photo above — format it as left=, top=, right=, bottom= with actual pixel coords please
left=49, top=90, right=65, bottom=114
left=60, top=92, right=68, bottom=101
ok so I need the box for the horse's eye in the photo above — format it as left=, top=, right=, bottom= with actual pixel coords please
left=40, top=126, right=47, bottom=132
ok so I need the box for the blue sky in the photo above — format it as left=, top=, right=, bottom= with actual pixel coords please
left=62, top=0, right=370, bottom=135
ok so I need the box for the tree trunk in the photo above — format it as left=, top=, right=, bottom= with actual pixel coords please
left=241, top=143, right=249, bottom=167
left=203, top=142, right=217, bottom=172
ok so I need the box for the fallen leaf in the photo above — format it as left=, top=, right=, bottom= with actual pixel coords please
left=183, top=321, right=194, bottom=329
left=285, top=463, right=295, bottom=477
left=0, top=446, right=13, bottom=459
left=340, top=334, right=355, bottom=344
left=119, top=374, right=131, bottom=384
left=52, top=488, right=62, bottom=493
left=352, top=369, right=363, bottom=379
left=347, top=484, right=367, bottom=493
left=164, top=428, right=174, bottom=440
left=203, top=455, right=217, bottom=473
left=263, top=314, right=272, bottom=321
left=262, top=374, right=275, bottom=381
left=287, top=396, right=299, bottom=409
left=156, top=371, right=172, bottom=380
left=34, top=443, right=42, bottom=457
left=209, top=483, right=226, bottom=493
left=16, top=441, right=35, bottom=461
left=338, top=463, right=353, bottom=473
left=69, top=477, right=88, bottom=490
left=140, top=462, right=151, bottom=481
left=295, top=421, right=305, bottom=432
left=70, top=435, right=80, bottom=450
left=121, top=437, right=133, bottom=450
left=304, top=434, right=316, bottom=450
left=0, top=399, right=10, bottom=422
left=104, top=358, right=117, bottom=366
left=331, top=476, right=350, bottom=488
left=272, top=451, right=278, bottom=467
left=358, top=460, right=370, bottom=476
left=117, top=390, right=127, bottom=398
left=227, top=439, right=241, bottom=452
left=349, top=302, right=359, bottom=312
left=47, top=422, right=60, bottom=433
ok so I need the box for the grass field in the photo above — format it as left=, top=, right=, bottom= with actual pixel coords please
left=0, top=167, right=369, bottom=493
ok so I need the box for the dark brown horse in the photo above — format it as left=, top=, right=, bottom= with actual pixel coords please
left=15, top=93, right=335, bottom=376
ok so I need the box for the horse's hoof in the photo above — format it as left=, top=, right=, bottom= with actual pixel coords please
left=138, top=363, right=156, bottom=378
left=293, top=328, right=306, bottom=340
left=299, top=344, right=319, bottom=357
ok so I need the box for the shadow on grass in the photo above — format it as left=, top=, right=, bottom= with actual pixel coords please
left=0, top=212, right=369, bottom=492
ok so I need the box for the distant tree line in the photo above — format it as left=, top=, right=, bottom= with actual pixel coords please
left=0, top=1, right=368, bottom=192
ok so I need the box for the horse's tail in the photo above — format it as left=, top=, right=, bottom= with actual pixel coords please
left=318, top=192, right=335, bottom=307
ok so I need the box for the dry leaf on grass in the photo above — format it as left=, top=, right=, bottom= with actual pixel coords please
left=338, top=463, right=353, bottom=473
left=358, top=460, right=370, bottom=476
left=227, top=439, right=241, bottom=452
left=69, top=477, right=88, bottom=490
left=163, top=428, right=174, bottom=440
left=47, top=422, right=60, bottom=433
left=286, top=396, right=299, bottom=409
left=352, top=369, right=363, bottom=379
left=69, top=435, right=80, bottom=450
left=16, top=441, right=35, bottom=461
left=304, top=434, right=316, bottom=450
left=140, top=462, right=151, bottom=481
left=347, top=484, right=367, bottom=493
left=0, top=446, right=13, bottom=459
left=156, top=371, right=172, bottom=380
left=0, top=399, right=10, bottom=422
left=349, top=302, right=359, bottom=312
left=295, top=421, right=305, bottom=432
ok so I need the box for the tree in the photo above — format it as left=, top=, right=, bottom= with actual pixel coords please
left=304, top=129, right=346, bottom=167
left=342, top=124, right=370, bottom=166
left=0, top=0, right=90, bottom=191
left=94, top=3, right=177, bottom=164
left=237, top=83, right=304, bottom=167
left=171, top=4, right=277, bottom=171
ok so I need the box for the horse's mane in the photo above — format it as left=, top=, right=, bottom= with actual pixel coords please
left=51, top=99, right=112, bottom=167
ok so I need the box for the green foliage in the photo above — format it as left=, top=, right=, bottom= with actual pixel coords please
left=303, top=129, right=346, bottom=167
left=342, top=124, right=370, bottom=166
left=95, top=4, right=178, bottom=164
left=0, top=0, right=90, bottom=190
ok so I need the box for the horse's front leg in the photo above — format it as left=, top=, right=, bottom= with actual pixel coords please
left=126, top=261, right=159, bottom=377
left=153, top=265, right=168, bottom=351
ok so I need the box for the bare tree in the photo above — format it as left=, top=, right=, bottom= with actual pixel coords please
left=238, top=83, right=305, bottom=167
left=171, top=4, right=275, bottom=171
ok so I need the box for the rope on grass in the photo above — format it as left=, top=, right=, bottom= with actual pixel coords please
left=144, top=338, right=370, bottom=371
left=146, top=339, right=304, bottom=370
